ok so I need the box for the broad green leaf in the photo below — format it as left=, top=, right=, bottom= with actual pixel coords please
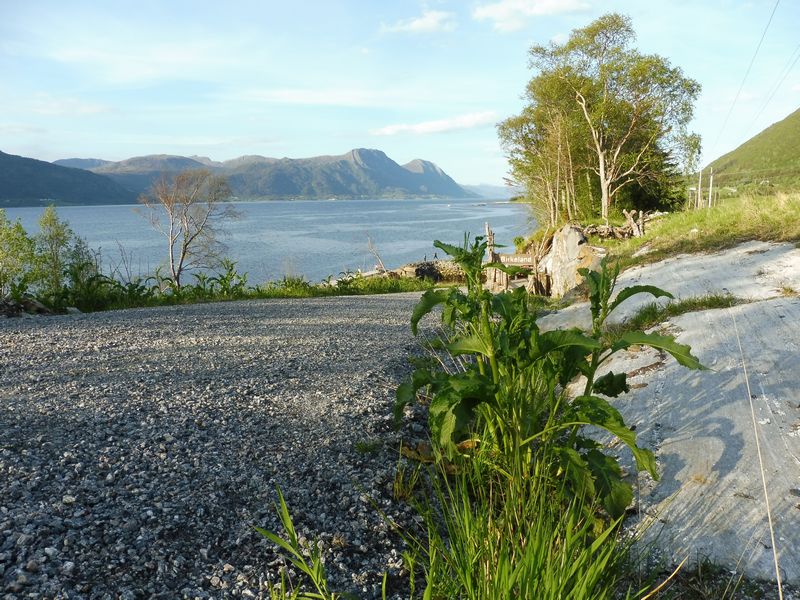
left=608, top=285, right=673, bottom=315
left=429, top=395, right=458, bottom=448
left=448, top=334, right=489, bottom=357
left=536, top=329, right=602, bottom=355
left=428, top=392, right=483, bottom=450
left=584, top=449, right=633, bottom=518
left=555, top=446, right=596, bottom=499
left=393, top=369, right=433, bottom=423
left=447, top=370, right=493, bottom=397
left=573, top=395, right=658, bottom=479
left=411, top=288, right=448, bottom=335
left=616, top=331, right=707, bottom=370
left=592, top=371, right=630, bottom=397
left=433, top=239, right=466, bottom=259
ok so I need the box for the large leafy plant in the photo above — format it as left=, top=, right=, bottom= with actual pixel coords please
left=396, top=236, right=704, bottom=518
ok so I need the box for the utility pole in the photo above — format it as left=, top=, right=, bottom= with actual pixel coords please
left=696, top=169, right=702, bottom=210
left=707, top=166, right=714, bottom=209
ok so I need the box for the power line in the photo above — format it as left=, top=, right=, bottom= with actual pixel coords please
left=709, top=0, right=781, bottom=157
left=745, top=42, right=800, bottom=136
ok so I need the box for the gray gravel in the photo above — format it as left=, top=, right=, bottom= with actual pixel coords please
left=0, top=295, right=430, bottom=599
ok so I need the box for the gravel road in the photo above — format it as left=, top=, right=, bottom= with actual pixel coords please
left=0, top=294, right=429, bottom=599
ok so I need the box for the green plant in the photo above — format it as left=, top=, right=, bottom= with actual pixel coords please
left=108, top=277, right=159, bottom=308
left=353, top=439, right=381, bottom=455
left=256, top=488, right=337, bottom=599
left=405, top=454, right=643, bottom=600
left=191, top=272, right=214, bottom=298
left=0, top=209, right=36, bottom=297
left=256, top=488, right=376, bottom=600
left=396, top=235, right=705, bottom=518
left=392, top=461, right=421, bottom=502
left=32, top=206, right=76, bottom=307
left=208, top=258, right=249, bottom=298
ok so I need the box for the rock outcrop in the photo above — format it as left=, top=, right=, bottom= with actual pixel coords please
left=541, top=225, right=606, bottom=298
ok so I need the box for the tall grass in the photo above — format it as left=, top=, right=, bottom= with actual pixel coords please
left=403, top=446, right=641, bottom=600
left=602, top=192, right=800, bottom=268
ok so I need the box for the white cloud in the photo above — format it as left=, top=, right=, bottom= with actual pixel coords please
left=370, top=111, right=497, bottom=136
left=381, top=9, right=457, bottom=33
left=792, top=83, right=800, bottom=92
left=473, top=0, right=590, bottom=32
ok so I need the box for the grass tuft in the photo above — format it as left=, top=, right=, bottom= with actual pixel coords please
left=619, top=293, right=742, bottom=332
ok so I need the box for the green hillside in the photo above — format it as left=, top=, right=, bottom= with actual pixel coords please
left=709, top=106, right=800, bottom=190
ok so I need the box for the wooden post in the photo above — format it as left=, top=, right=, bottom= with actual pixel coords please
left=485, top=222, right=496, bottom=290
left=707, top=167, right=714, bottom=209
left=696, top=169, right=702, bottom=210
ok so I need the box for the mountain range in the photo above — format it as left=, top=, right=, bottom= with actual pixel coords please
left=0, top=148, right=489, bottom=207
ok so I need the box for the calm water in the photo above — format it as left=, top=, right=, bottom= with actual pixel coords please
left=6, top=198, right=533, bottom=283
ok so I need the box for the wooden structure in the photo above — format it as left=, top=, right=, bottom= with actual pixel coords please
left=485, top=223, right=550, bottom=294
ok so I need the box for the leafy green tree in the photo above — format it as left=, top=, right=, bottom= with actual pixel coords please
left=35, top=206, right=76, bottom=301
left=0, top=209, right=36, bottom=296
left=501, top=13, right=701, bottom=223
left=139, top=169, right=236, bottom=288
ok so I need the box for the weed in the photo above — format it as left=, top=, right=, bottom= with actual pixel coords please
left=255, top=488, right=340, bottom=600
left=396, top=236, right=704, bottom=518
left=392, top=461, right=421, bottom=502
left=353, top=439, right=381, bottom=455
left=392, top=233, right=707, bottom=597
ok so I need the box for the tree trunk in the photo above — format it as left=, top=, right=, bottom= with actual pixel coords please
left=598, top=151, right=610, bottom=224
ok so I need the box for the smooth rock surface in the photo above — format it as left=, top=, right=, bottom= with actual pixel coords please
left=540, top=240, right=800, bottom=330
left=546, top=240, right=800, bottom=585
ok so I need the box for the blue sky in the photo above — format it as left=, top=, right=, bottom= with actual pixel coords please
left=1, top=0, right=798, bottom=185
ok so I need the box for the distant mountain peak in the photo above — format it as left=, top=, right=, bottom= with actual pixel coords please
left=345, top=148, right=392, bottom=168
left=403, top=159, right=445, bottom=176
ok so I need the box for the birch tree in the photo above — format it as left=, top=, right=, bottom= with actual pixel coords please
left=139, top=169, right=236, bottom=288
left=502, top=13, right=701, bottom=223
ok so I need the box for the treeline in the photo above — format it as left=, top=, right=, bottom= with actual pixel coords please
left=499, top=13, right=702, bottom=227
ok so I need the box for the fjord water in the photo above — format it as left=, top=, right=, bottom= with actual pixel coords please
left=7, top=198, right=532, bottom=283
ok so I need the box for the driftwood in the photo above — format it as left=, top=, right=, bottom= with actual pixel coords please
left=583, top=210, right=653, bottom=239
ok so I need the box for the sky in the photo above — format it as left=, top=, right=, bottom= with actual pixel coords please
left=1, top=0, right=799, bottom=186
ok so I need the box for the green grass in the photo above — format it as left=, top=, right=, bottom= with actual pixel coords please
left=595, top=192, right=800, bottom=269
left=615, top=293, right=742, bottom=333
left=709, top=106, right=800, bottom=191
left=256, top=273, right=436, bottom=299
left=403, top=453, right=639, bottom=600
